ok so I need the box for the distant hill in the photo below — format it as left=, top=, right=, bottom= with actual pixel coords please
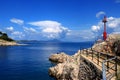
left=47, top=39, right=61, bottom=42
left=17, top=39, right=61, bottom=42
left=0, top=31, right=14, bottom=41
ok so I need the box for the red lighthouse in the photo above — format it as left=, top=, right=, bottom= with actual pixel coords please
left=102, top=16, right=107, bottom=40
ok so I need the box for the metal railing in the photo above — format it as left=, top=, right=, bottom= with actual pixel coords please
left=80, top=48, right=119, bottom=80
left=102, top=56, right=117, bottom=80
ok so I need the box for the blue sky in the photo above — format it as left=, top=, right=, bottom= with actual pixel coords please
left=0, top=0, right=120, bottom=42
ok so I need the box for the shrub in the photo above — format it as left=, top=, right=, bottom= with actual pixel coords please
left=0, top=33, right=14, bottom=41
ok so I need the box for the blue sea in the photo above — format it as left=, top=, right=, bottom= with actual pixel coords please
left=0, top=41, right=94, bottom=80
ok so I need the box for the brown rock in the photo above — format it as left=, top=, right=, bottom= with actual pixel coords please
left=49, top=52, right=71, bottom=63
left=0, top=39, right=19, bottom=46
left=49, top=62, right=79, bottom=80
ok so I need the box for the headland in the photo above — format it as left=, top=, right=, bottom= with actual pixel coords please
left=49, top=33, right=120, bottom=80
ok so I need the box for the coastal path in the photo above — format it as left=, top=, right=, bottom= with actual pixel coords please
left=79, top=48, right=120, bottom=80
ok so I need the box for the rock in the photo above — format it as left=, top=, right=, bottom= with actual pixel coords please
left=49, top=62, right=79, bottom=80
left=49, top=52, right=71, bottom=63
left=92, top=34, right=120, bottom=55
left=0, top=39, right=19, bottom=46
left=112, top=40, right=120, bottom=56
left=49, top=51, right=81, bottom=80
left=49, top=33, right=120, bottom=80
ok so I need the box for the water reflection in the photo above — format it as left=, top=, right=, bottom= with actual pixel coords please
left=0, top=46, right=8, bottom=59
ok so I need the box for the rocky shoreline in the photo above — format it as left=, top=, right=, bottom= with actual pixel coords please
left=0, top=39, right=20, bottom=46
left=48, top=34, right=120, bottom=80
left=49, top=52, right=81, bottom=80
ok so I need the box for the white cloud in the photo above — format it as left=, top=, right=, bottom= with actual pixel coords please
left=112, top=32, right=120, bottom=34
left=28, top=20, right=96, bottom=41
left=10, top=18, right=24, bottom=25
left=6, top=26, right=14, bottom=32
left=11, top=31, right=25, bottom=39
left=96, top=11, right=106, bottom=18
left=63, top=30, right=95, bottom=42
left=79, top=30, right=95, bottom=39
left=29, top=21, right=61, bottom=28
left=91, top=16, right=120, bottom=36
left=28, top=20, right=69, bottom=39
left=91, top=25, right=100, bottom=32
left=107, top=17, right=120, bottom=28
left=24, top=27, right=37, bottom=33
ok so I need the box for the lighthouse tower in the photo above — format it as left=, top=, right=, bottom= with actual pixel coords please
left=102, top=16, right=107, bottom=41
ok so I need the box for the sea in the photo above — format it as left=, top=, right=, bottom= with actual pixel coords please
left=0, top=41, right=94, bottom=80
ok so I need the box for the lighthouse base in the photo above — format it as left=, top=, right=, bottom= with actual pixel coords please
left=103, top=32, right=107, bottom=40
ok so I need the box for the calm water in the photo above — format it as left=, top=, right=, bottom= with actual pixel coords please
left=0, top=41, right=93, bottom=80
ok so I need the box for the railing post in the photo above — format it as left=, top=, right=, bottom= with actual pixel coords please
left=97, top=52, right=99, bottom=65
left=79, top=47, right=81, bottom=54
left=83, top=49, right=84, bottom=55
left=92, top=50, right=93, bottom=60
left=115, top=56, right=118, bottom=79
left=80, top=49, right=81, bottom=55
left=86, top=49, right=88, bottom=57
left=91, top=48, right=93, bottom=60
left=102, top=57, right=117, bottom=80
left=102, top=61, right=107, bottom=80
left=106, top=55, right=109, bottom=72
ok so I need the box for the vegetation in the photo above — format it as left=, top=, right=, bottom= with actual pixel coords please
left=0, top=31, right=14, bottom=41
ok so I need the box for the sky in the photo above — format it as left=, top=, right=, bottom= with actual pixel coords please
left=0, top=0, right=120, bottom=42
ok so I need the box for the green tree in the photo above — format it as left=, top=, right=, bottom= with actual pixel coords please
left=0, top=33, right=14, bottom=41
left=0, top=31, right=2, bottom=34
